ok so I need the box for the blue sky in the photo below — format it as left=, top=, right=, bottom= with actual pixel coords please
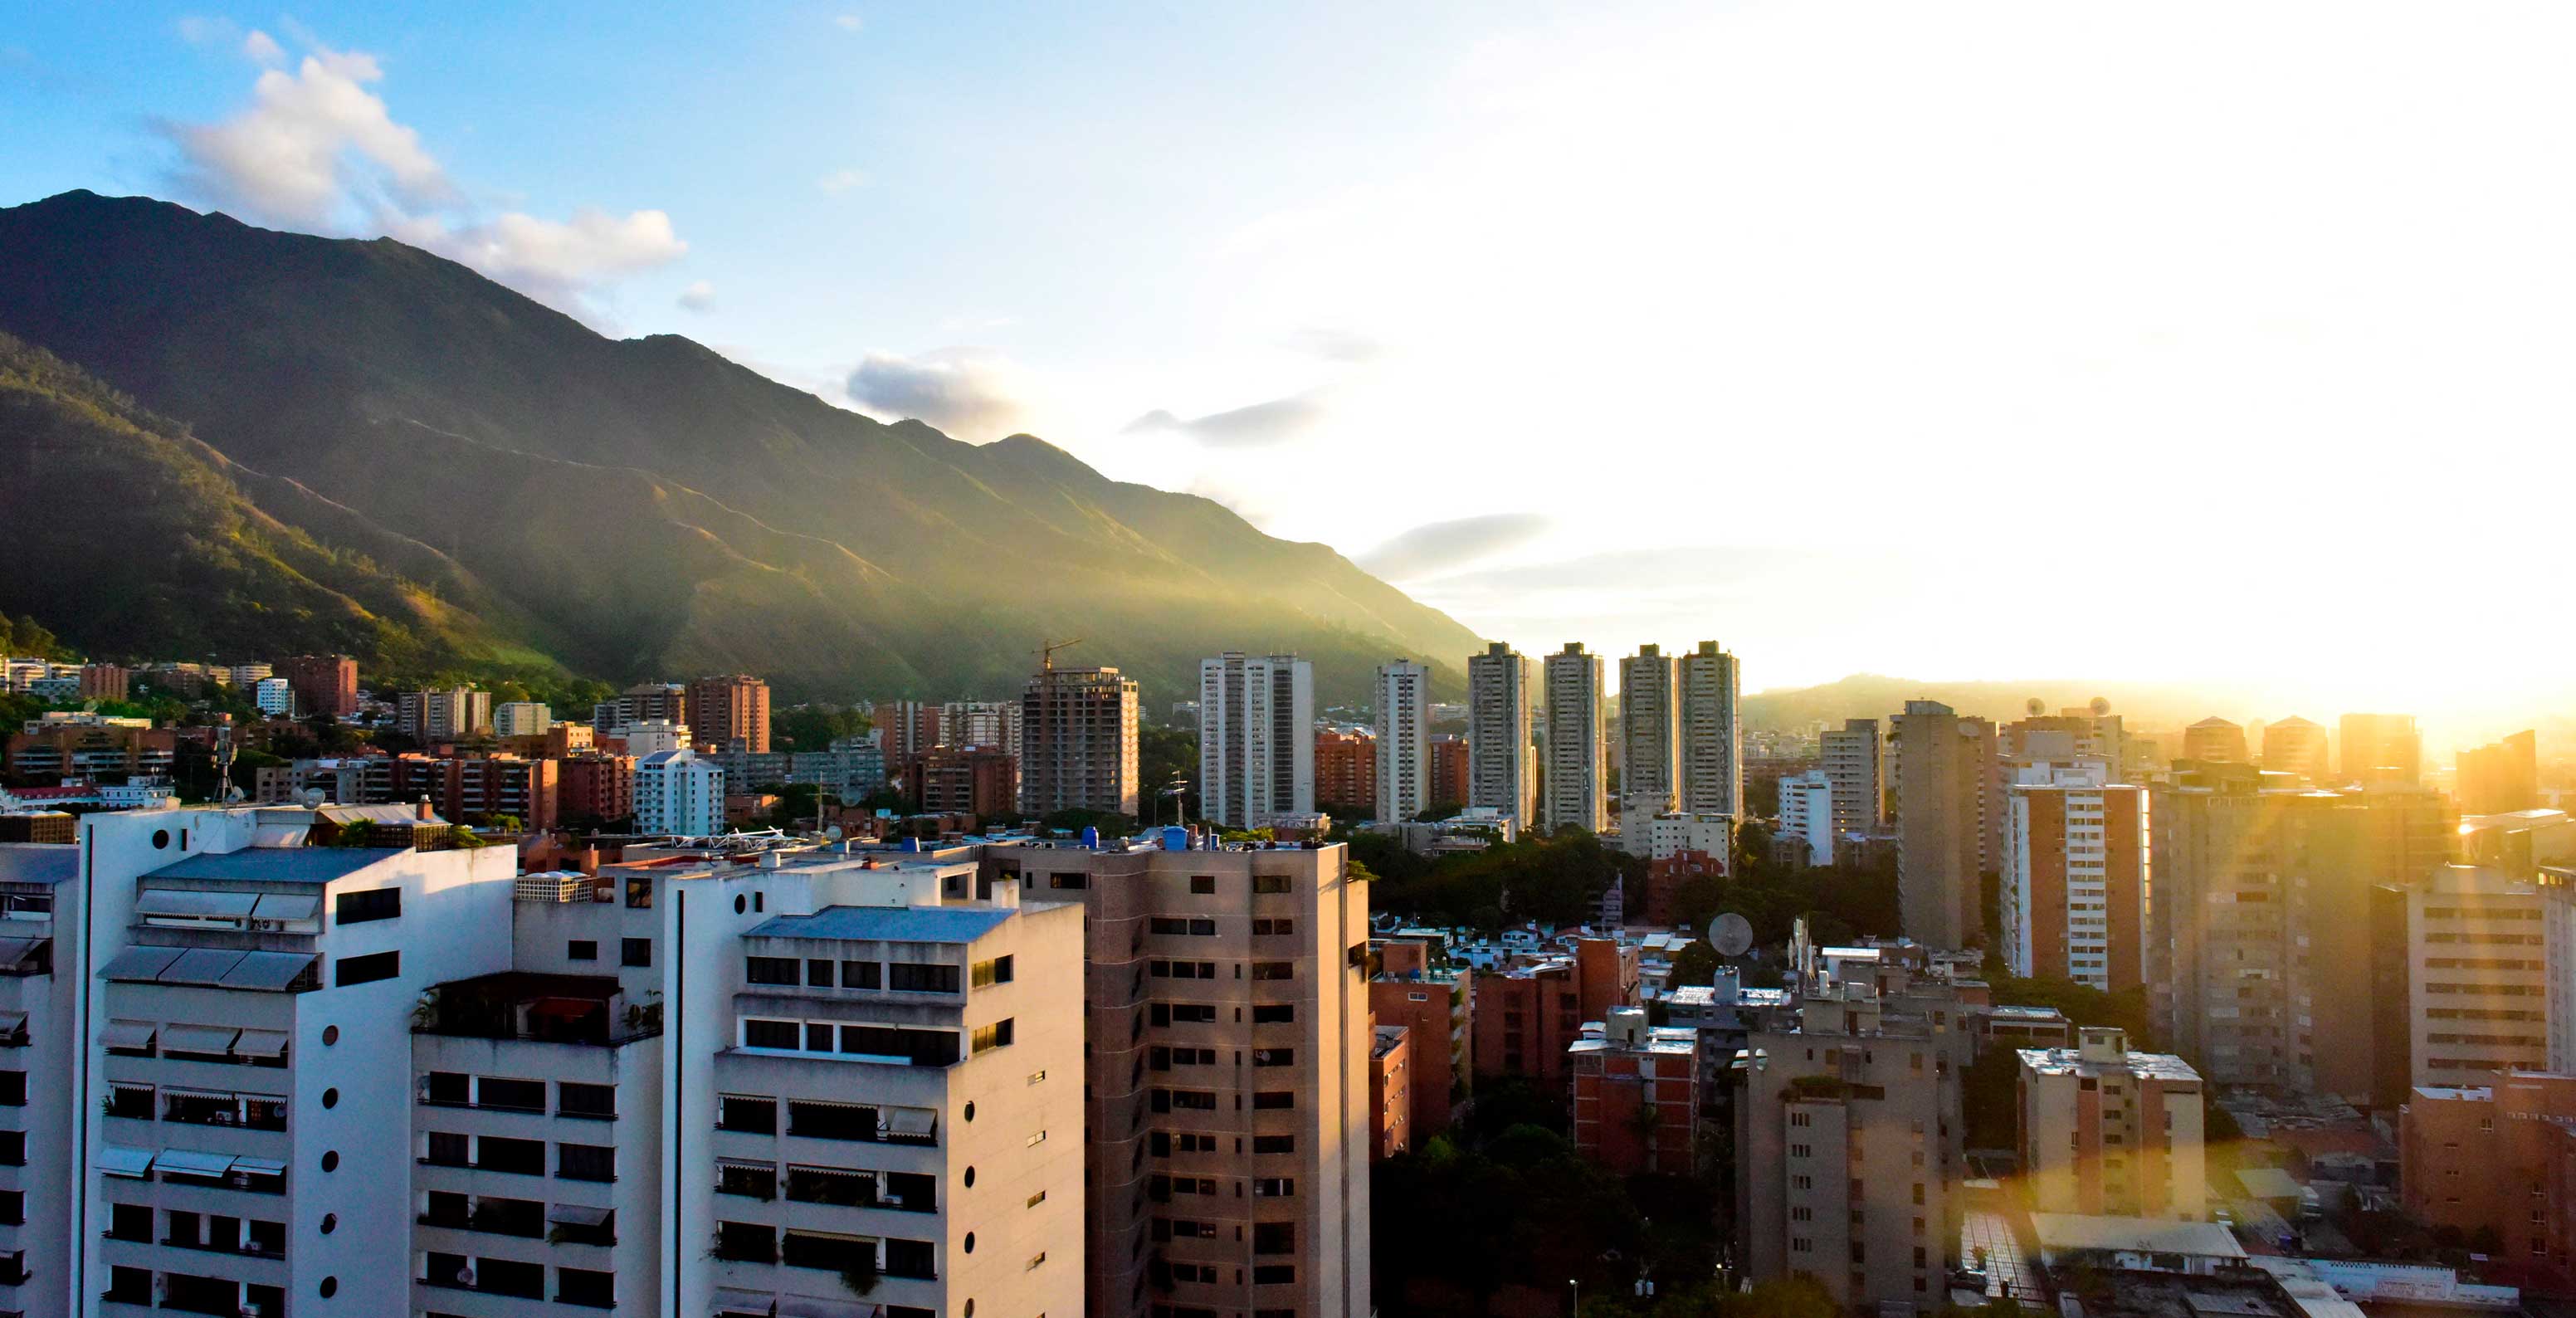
left=7, top=2, right=2576, bottom=736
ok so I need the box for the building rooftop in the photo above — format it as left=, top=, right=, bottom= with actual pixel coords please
left=144, top=846, right=407, bottom=886
left=2020, top=1044, right=2204, bottom=1082
left=0, top=843, right=77, bottom=887
left=1373, top=1025, right=1408, bottom=1057
left=2031, top=1213, right=2247, bottom=1259
left=747, top=903, right=1017, bottom=945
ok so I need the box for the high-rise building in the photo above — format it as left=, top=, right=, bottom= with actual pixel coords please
left=905, top=744, right=1019, bottom=818
left=2018, top=1028, right=2206, bottom=1219
left=1893, top=700, right=1996, bottom=949
left=2341, top=712, right=2423, bottom=784
left=622, top=717, right=690, bottom=758
left=1618, top=645, right=1680, bottom=805
left=875, top=700, right=943, bottom=765
left=494, top=700, right=552, bottom=738
left=1198, top=652, right=1316, bottom=829
left=593, top=681, right=688, bottom=735
left=1777, top=769, right=1833, bottom=866
left=1315, top=729, right=1377, bottom=815
left=688, top=673, right=773, bottom=753
left=1570, top=1008, right=1699, bottom=1174
left=2405, top=865, right=2548, bottom=1087
left=281, top=653, right=359, bottom=718
left=78, top=661, right=129, bottom=702
left=398, top=686, right=495, bottom=740
left=1543, top=644, right=1606, bottom=833
left=1428, top=734, right=1470, bottom=808
left=2182, top=716, right=2247, bottom=764
left=1821, top=718, right=1885, bottom=835
left=939, top=699, right=1022, bottom=751
left=637, top=746, right=725, bottom=836
left=252, top=676, right=295, bottom=717
left=2001, top=763, right=2149, bottom=991
left=1466, top=642, right=1536, bottom=825
left=1018, top=666, right=1139, bottom=818
left=1676, top=640, right=1742, bottom=818
left=2261, top=715, right=2330, bottom=781
left=1374, top=660, right=1431, bottom=824
left=2458, top=730, right=2540, bottom=815
left=559, top=751, right=637, bottom=823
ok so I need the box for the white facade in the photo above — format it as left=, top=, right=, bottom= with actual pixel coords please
left=637, top=748, right=726, bottom=837
left=1777, top=770, right=1833, bottom=865
left=1374, top=661, right=1431, bottom=824
left=495, top=700, right=553, bottom=738
left=253, top=676, right=295, bottom=717
left=1821, top=718, right=1884, bottom=836
left=1648, top=811, right=1735, bottom=862
left=1542, top=645, right=1605, bottom=833
left=1676, top=641, right=1741, bottom=818
left=1466, top=642, right=1536, bottom=826
left=1617, top=646, right=1679, bottom=803
left=1198, top=652, right=1316, bottom=829
left=624, top=718, right=691, bottom=758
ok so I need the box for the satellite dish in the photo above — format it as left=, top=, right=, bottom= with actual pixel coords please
left=2025, top=697, right=2046, bottom=716
left=825, top=826, right=845, bottom=841
left=1709, top=912, right=1754, bottom=959
left=2091, top=696, right=2112, bottom=716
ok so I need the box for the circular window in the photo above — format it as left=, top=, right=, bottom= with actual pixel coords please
left=964, top=1166, right=976, bottom=1188
left=963, top=1101, right=976, bottom=1123
left=320, top=1150, right=339, bottom=1173
left=964, top=1233, right=976, bottom=1254
left=320, top=1213, right=337, bottom=1235
left=322, top=1025, right=339, bottom=1046
left=151, top=829, right=170, bottom=850
left=319, top=1277, right=338, bottom=1299
left=322, top=1088, right=339, bottom=1109
left=734, top=894, right=747, bottom=915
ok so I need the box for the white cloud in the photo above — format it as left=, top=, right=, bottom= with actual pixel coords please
left=818, top=168, right=868, bottom=194
left=677, top=280, right=716, bottom=312
left=1357, top=513, right=1552, bottom=581
left=1121, top=393, right=1325, bottom=448
left=242, top=29, right=284, bottom=65
left=173, top=15, right=238, bottom=46
left=845, top=349, right=1029, bottom=440
left=833, top=13, right=863, bottom=32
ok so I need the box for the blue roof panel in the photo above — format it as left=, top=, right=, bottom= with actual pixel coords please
left=0, top=844, right=78, bottom=887
left=144, top=847, right=404, bottom=885
left=747, top=904, right=1015, bottom=945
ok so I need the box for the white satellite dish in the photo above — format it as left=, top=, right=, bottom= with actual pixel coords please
left=825, top=826, right=845, bottom=841
left=1709, top=912, right=1754, bottom=959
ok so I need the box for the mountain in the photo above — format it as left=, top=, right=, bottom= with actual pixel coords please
left=0, top=191, right=1482, bottom=703
left=1742, top=673, right=2264, bottom=735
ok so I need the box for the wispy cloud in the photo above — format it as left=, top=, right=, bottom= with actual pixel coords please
left=1123, top=393, right=1325, bottom=448
left=1356, top=513, right=1551, bottom=581
left=677, top=280, right=715, bottom=312
left=846, top=349, right=1028, bottom=440
left=1285, top=327, right=1382, bottom=364
left=833, top=13, right=864, bottom=32
left=817, top=168, right=868, bottom=194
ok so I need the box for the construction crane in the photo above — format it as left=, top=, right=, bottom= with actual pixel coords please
left=1036, top=637, right=1086, bottom=671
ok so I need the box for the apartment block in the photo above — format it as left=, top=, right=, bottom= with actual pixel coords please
left=1619, top=645, right=1680, bottom=808
left=1369, top=1026, right=1411, bottom=1161
left=2002, top=763, right=2149, bottom=991
left=0, top=842, right=76, bottom=1317
left=1314, top=730, right=1376, bottom=817
left=1569, top=1008, right=1697, bottom=1175
left=2261, top=715, right=2330, bottom=782
left=1676, top=641, right=1742, bottom=819
left=874, top=702, right=942, bottom=768
left=939, top=701, right=1021, bottom=754
left=2342, top=713, right=2423, bottom=785
left=1374, top=661, right=1430, bottom=825
left=1543, top=644, right=1606, bottom=834
left=559, top=754, right=637, bottom=826
left=689, top=675, right=773, bottom=754
left=2018, top=1028, right=2206, bottom=1220
left=1821, top=718, right=1885, bottom=835
left=1018, top=666, right=1139, bottom=818
left=5, top=719, right=181, bottom=781
left=80, top=662, right=131, bottom=703
left=2399, top=1071, right=2576, bottom=1266
left=398, top=687, right=495, bottom=741
left=495, top=701, right=553, bottom=739
left=1472, top=940, right=1637, bottom=1086
left=905, top=747, right=1018, bottom=819
left=2407, top=865, right=2549, bottom=1087
left=1198, top=653, right=1316, bottom=829
left=1427, top=735, right=1468, bottom=812
left=595, top=683, right=689, bottom=737
left=1466, top=642, right=1536, bottom=826
left=638, top=747, right=726, bottom=837
left=1778, top=770, right=1833, bottom=867
left=374, top=752, right=561, bottom=832
left=2458, top=731, right=2540, bottom=816
left=1368, top=940, right=1471, bottom=1142
left=1893, top=701, right=1997, bottom=950
left=2182, top=718, right=2247, bottom=764
left=280, top=655, right=359, bottom=720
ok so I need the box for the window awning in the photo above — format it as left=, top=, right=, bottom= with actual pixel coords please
left=154, top=1149, right=238, bottom=1178
left=546, top=1203, right=612, bottom=1227
left=0, top=937, right=38, bottom=969
left=0, top=1010, right=26, bottom=1035
left=219, top=952, right=318, bottom=991
left=100, top=1019, right=155, bottom=1050
left=716, top=1157, right=775, bottom=1170
left=159, top=948, right=248, bottom=986
left=161, top=1023, right=240, bottom=1055
left=95, top=1146, right=156, bottom=1178
left=159, top=1086, right=233, bottom=1102
left=249, top=892, right=320, bottom=923
left=712, top=1287, right=775, bottom=1317
left=232, top=1028, right=290, bottom=1058
left=778, top=1296, right=875, bottom=1318
left=136, top=889, right=259, bottom=919
left=787, top=1097, right=871, bottom=1112
left=98, top=945, right=182, bottom=982
left=883, top=1106, right=936, bottom=1134
left=229, top=1156, right=287, bottom=1175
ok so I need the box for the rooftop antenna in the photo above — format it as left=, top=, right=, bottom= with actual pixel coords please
left=1036, top=637, right=1086, bottom=671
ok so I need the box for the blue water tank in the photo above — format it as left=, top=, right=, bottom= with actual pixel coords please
left=899, top=836, right=920, bottom=852
left=1163, top=826, right=1189, bottom=852
left=1080, top=826, right=1100, bottom=849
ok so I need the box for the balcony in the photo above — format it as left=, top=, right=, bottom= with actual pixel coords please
left=413, top=971, right=661, bottom=1047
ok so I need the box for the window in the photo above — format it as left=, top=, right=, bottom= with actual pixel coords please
left=426, top=1131, right=469, bottom=1166
left=1253, top=1135, right=1295, bottom=1154
left=746, top=956, right=800, bottom=985
left=558, top=1143, right=616, bottom=1182
left=0, top=1072, right=22, bottom=1106
left=1251, top=962, right=1294, bottom=981
left=108, top=1203, right=152, bottom=1242
left=718, top=1094, right=778, bottom=1135
left=567, top=940, right=598, bottom=961
left=842, top=960, right=883, bottom=988
left=621, top=938, right=653, bottom=968
left=804, top=959, right=837, bottom=988
left=1252, top=1047, right=1293, bottom=1067
left=744, top=1019, right=802, bottom=1050
left=972, top=1019, right=1016, bottom=1054
left=424, top=1071, right=471, bottom=1105
left=1252, top=1091, right=1295, bottom=1110
left=1253, top=918, right=1295, bottom=935
left=559, top=1081, right=616, bottom=1120
left=1153, top=960, right=1216, bottom=979
left=476, top=1135, right=546, bottom=1175
left=556, top=1267, right=614, bottom=1309
left=1157, top=1089, right=1218, bottom=1112
left=716, top=1160, right=777, bottom=1199
left=971, top=956, right=1015, bottom=987
left=334, top=887, right=402, bottom=924
left=1253, top=874, right=1291, bottom=893
left=1253, top=1177, right=1295, bottom=1197
left=478, top=1076, right=546, bottom=1112
left=714, top=1221, right=777, bottom=1262
left=1049, top=872, right=1090, bottom=890
left=1252, top=1004, right=1295, bottom=1024
left=1190, top=875, right=1216, bottom=894
left=1154, top=1003, right=1218, bottom=1025
left=1253, top=1222, right=1296, bottom=1254
left=1255, top=1265, right=1295, bottom=1284
left=889, top=963, right=960, bottom=993
left=335, top=949, right=400, bottom=986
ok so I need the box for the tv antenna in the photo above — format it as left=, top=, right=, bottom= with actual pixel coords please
left=1708, top=912, right=1755, bottom=959
left=1036, top=637, right=1086, bottom=671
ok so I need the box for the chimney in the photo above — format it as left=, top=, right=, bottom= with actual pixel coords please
left=415, top=796, right=433, bottom=821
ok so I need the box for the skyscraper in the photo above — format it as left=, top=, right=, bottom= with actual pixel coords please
left=1893, top=700, right=1994, bottom=949
left=1374, top=660, right=1431, bottom=823
left=1617, top=644, right=1680, bottom=804
left=2002, top=760, right=2149, bottom=990
left=2456, top=730, right=2539, bottom=814
left=280, top=652, right=359, bottom=717
left=874, top=700, right=943, bottom=765
left=1466, top=642, right=1536, bottom=824
left=1018, top=665, right=1140, bottom=817
left=687, top=672, right=773, bottom=753
left=1543, top=643, right=1606, bottom=833
left=2340, top=712, right=2422, bottom=784
left=1820, top=717, right=1885, bottom=835
left=2181, top=716, right=2247, bottom=764
left=2260, top=715, right=2330, bottom=781
left=1198, top=652, right=1316, bottom=828
left=1676, top=640, right=1742, bottom=818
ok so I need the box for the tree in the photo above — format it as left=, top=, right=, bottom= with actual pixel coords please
left=774, top=703, right=869, bottom=752
left=1667, top=940, right=1720, bottom=991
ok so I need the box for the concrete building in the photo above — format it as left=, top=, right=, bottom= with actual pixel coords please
left=1315, top=729, right=1376, bottom=817
left=252, top=676, right=295, bottom=718
left=1646, top=811, right=1734, bottom=864
left=280, top=654, right=358, bottom=720
left=2018, top=1028, right=2206, bottom=1219
left=1017, top=666, right=1139, bottom=818
left=398, top=687, right=495, bottom=740
left=622, top=718, right=690, bottom=758
left=1619, top=645, right=1681, bottom=810
left=594, top=683, right=689, bottom=737
left=904, top=746, right=1018, bottom=819
left=2261, top=715, right=2330, bottom=782
left=0, top=841, right=77, bottom=1318
left=2182, top=717, right=2247, bottom=764
left=1374, top=661, right=1431, bottom=826
left=2406, top=865, right=2549, bottom=1086
left=1821, top=719, right=1885, bottom=837
left=494, top=700, right=551, bottom=738
left=1777, top=770, right=1833, bottom=867
left=873, top=700, right=942, bottom=768
left=78, top=663, right=131, bottom=703
left=1676, top=641, right=1742, bottom=819
left=559, top=753, right=637, bottom=826
left=1370, top=1026, right=1412, bottom=1161
left=373, top=752, right=561, bottom=831
left=1892, top=700, right=1998, bottom=950
left=2341, top=713, right=2423, bottom=785
left=2002, top=762, right=2149, bottom=992
left=637, top=747, right=726, bottom=837
left=1473, top=940, right=1637, bottom=1085
left=1427, top=735, right=1469, bottom=812
left=1466, top=642, right=1537, bottom=826
left=688, top=674, right=773, bottom=754
left=5, top=719, right=182, bottom=782
left=2399, top=1071, right=2576, bottom=1267
left=1569, top=1008, right=1698, bottom=1175
left=1198, top=652, right=1316, bottom=829
left=1543, top=644, right=1606, bottom=834
left=2458, top=731, right=2540, bottom=816
left=938, top=700, right=1020, bottom=754
left=1369, top=940, right=1471, bottom=1144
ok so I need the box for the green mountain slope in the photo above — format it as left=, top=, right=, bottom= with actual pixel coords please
left=0, top=191, right=1482, bottom=701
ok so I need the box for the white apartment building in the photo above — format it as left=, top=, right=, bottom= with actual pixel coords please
left=1199, top=653, right=1316, bottom=830
left=2002, top=761, right=2150, bottom=992
left=637, top=748, right=725, bottom=837
left=937, top=700, right=1021, bottom=753
left=1676, top=641, right=1742, bottom=818
left=253, top=677, right=295, bottom=719
left=624, top=718, right=691, bottom=759
left=0, top=843, right=79, bottom=1318
left=2408, top=865, right=2549, bottom=1087
left=1647, top=812, right=1734, bottom=862
left=1820, top=718, right=1884, bottom=836
left=1543, top=645, right=1606, bottom=834
left=1374, top=661, right=1431, bottom=825
left=2018, top=1028, right=2206, bottom=1220
left=1777, top=771, right=1833, bottom=866
left=1466, top=642, right=1536, bottom=826
left=495, top=701, right=553, bottom=738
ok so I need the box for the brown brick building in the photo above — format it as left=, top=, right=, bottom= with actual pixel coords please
left=281, top=653, right=359, bottom=718
left=559, top=753, right=636, bottom=824
left=1315, top=729, right=1376, bottom=814
left=688, top=673, right=772, bottom=753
